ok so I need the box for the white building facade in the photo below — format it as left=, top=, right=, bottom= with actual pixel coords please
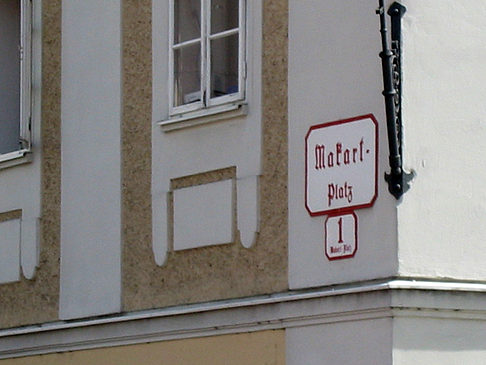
left=0, top=1, right=485, bottom=364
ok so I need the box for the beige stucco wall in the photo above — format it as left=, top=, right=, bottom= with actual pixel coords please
left=0, top=0, right=61, bottom=329
left=122, top=0, right=289, bottom=311
left=0, top=330, right=285, bottom=365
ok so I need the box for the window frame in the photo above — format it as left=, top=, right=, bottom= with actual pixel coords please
left=168, top=0, right=246, bottom=118
left=0, top=0, right=33, bottom=165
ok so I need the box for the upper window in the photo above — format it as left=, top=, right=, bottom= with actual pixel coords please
left=169, top=0, right=245, bottom=116
left=0, top=0, right=32, bottom=161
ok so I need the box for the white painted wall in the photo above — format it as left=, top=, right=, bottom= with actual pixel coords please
left=393, top=317, right=486, bottom=364
left=151, top=0, right=262, bottom=264
left=398, top=1, right=486, bottom=280
left=60, top=0, right=122, bottom=319
left=286, top=319, right=393, bottom=365
left=288, top=0, right=398, bottom=289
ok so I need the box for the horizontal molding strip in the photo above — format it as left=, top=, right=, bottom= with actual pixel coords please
left=4, top=278, right=486, bottom=338
left=1, top=278, right=485, bottom=359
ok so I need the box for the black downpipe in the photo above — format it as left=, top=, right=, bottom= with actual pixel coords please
left=377, top=0, right=413, bottom=199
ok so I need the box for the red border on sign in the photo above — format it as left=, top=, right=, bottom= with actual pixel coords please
left=324, top=211, right=358, bottom=261
left=305, top=114, right=379, bottom=216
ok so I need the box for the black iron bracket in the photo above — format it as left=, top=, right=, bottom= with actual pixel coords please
left=377, top=1, right=413, bottom=199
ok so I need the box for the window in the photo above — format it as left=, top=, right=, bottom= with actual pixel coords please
left=0, top=0, right=32, bottom=161
left=169, top=0, right=245, bottom=117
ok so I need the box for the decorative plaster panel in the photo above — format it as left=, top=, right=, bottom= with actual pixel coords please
left=0, top=219, right=21, bottom=283
left=173, top=179, right=234, bottom=251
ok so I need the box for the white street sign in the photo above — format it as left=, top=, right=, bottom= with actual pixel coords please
left=325, top=212, right=358, bottom=260
left=305, top=114, right=378, bottom=216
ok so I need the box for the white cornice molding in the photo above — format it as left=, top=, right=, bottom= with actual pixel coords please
left=1, top=278, right=485, bottom=359
left=387, top=279, right=486, bottom=292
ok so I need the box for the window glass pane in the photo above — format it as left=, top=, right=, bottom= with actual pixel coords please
left=174, top=43, right=201, bottom=107
left=0, top=0, right=21, bottom=154
left=210, top=0, right=238, bottom=35
left=210, top=34, right=238, bottom=98
left=174, top=0, right=201, bottom=44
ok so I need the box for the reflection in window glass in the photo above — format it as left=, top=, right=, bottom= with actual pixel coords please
left=174, top=0, right=201, bottom=44
left=210, top=34, right=238, bottom=98
left=170, top=0, right=243, bottom=114
left=174, top=44, right=201, bottom=106
left=210, top=0, right=238, bottom=35
left=0, top=0, right=21, bottom=154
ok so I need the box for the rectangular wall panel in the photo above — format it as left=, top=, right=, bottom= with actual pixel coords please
left=173, top=179, right=233, bottom=251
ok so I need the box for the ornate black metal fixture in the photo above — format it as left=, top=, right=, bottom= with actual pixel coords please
left=377, top=0, right=413, bottom=199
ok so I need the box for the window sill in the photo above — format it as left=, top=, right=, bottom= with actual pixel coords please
left=158, top=103, right=248, bottom=132
left=0, top=149, right=32, bottom=170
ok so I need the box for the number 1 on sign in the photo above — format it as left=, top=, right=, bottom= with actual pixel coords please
left=337, top=217, right=344, bottom=243
left=325, top=212, right=358, bottom=260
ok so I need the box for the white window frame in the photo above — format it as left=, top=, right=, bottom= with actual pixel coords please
left=168, top=0, right=246, bottom=118
left=0, top=0, right=33, bottom=164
